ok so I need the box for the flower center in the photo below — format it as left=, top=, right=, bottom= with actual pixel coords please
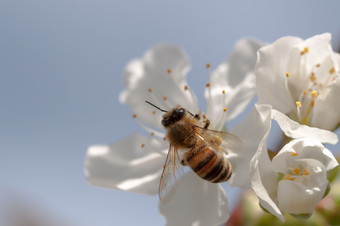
left=286, top=46, right=337, bottom=126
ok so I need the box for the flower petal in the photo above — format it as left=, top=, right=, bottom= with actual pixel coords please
left=255, top=36, right=302, bottom=113
left=159, top=172, right=229, bottom=226
left=207, top=39, right=264, bottom=128
left=84, top=133, right=168, bottom=195
left=312, top=77, right=340, bottom=131
left=120, top=44, right=198, bottom=130
left=228, top=104, right=272, bottom=188
left=271, top=109, right=338, bottom=144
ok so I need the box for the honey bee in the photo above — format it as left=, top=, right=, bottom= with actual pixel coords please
left=145, top=101, right=240, bottom=201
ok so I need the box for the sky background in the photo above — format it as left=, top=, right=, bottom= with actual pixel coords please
left=1, top=1, right=340, bottom=225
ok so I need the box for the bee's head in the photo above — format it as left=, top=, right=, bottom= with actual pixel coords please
left=162, top=107, right=186, bottom=127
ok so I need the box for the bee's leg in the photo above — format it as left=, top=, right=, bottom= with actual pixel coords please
left=204, top=119, right=210, bottom=129
left=194, top=113, right=201, bottom=121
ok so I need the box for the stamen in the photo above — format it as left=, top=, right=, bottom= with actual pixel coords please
left=303, top=168, right=309, bottom=176
left=283, top=174, right=292, bottom=180
left=290, top=152, right=298, bottom=157
left=309, top=73, right=316, bottom=82
left=148, top=88, right=152, bottom=93
left=222, top=89, right=225, bottom=94
left=303, top=90, right=307, bottom=95
left=141, top=144, right=145, bottom=148
left=316, top=63, right=320, bottom=67
left=330, top=67, right=335, bottom=74
left=286, top=72, right=290, bottom=77
left=296, top=101, right=302, bottom=107
left=132, top=114, right=137, bottom=118
left=152, top=111, right=156, bottom=115
left=206, top=63, right=211, bottom=69
left=163, top=96, right=167, bottom=101
left=150, top=132, right=155, bottom=136
left=167, top=69, right=171, bottom=74
left=300, top=47, right=309, bottom=55
left=206, top=83, right=210, bottom=87
left=163, top=137, right=167, bottom=141
left=223, top=107, right=227, bottom=112
left=184, top=85, right=188, bottom=91
left=311, top=90, right=318, bottom=98
left=293, top=167, right=300, bottom=175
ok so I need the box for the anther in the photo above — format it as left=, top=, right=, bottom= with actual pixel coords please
left=163, top=96, right=167, bottom=101
left=141, top=144, right=145, bottom=148
left=316, top=63, right=320, bottom=67
left=132, top=114, right=137, bottom=118
left=206, top=83, right=210, bottom=87
left=286, top=72, right=290, bottom=77
left=148, top=88, right=152, bottom=93
left=206, top=63, right=211, bottom=69
left=300, top=47, right=309, bottom=55
left=223, top=107, right=227, bottom=112
left=184, top=85, right=188, bottom=91
left=222, top=90, right=225, bottom=94
left=150, top=132, right=155, bottom=136
left=152, top=111, right=156, bottom=115
left=303, top=168, right=310, bottom=176
left=290, top=152, right=298, bottom=157
left=330, top=67, right=335, bottom=74
left=311, top=90, right=318, bottom=98
left=163, top=137, right=167, bottom=141
left=296, top=101, right=302, bottom=107
left=309, top=73, right=316, bottom=82
left=293, top=167, right=300, bottom=175
left=303, top=90, right=307, bottom=95
left=167, top=69, right=171, bottom=74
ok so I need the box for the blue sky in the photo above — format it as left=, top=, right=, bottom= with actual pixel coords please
left=1, top=1, right=340, bottom=225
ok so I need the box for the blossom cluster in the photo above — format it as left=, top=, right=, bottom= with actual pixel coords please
left=84, top=33, right=340, bottom=225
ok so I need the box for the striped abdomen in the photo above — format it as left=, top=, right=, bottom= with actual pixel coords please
left=185, top=143, right=232, bottom=183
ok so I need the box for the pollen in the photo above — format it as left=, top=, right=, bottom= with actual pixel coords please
left=206, top=83, right=210, bottom=87
left=303, top=168, right=310, bottom=176
left=303, top=90, right=307, bottom=95
left=293, top=167, right=300, bottom=175
left=283, top=174, right=292, bottom=180
left=141, top=143, right=145, bottom=148
left=206, top=63, right=211, bottom=69
left=311, top=90, right=318, bottom=98
left=163, top=96, right=167, bottom=101
left=222, top=89, right=225, bottom=94
left=167, top=69, right=171, bottom=74
left=300, top=47, right=309, bottom=55
left=286, top=72, right=290, bottom=77
left=296, top=101, right=302, bottom=107
left=132, top=114, right=137, bottom=118
left=330, top=67, right=335, bottom=74
left=184, top=85, right=188, bottom=91
left=223, top=107, right=227, bottom=112
left=148, top=88, right=152, bottom=93
left=290, top=152, right=298, bottom=157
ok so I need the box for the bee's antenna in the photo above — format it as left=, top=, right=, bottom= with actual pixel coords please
left=145, top=101, right=168, bottom=113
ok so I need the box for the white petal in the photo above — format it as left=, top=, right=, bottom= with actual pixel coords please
left=249, top=105, right=284, bottom=221
left=84, top=133, right=168, bottom=195
left=255, top=36, right=302, bottom=113
left=271, top=109, right=338, bottom=144
left=312, top=77, right=340, bottom=131
left=159, top=172, right=229, bottom=226
left=228, top=104, right=272, bottom=188
left=120, top=44, right=198, bottom=130
left=207, top=39, right=264, bottom=127
left=276, top=159, right=328, bottom=214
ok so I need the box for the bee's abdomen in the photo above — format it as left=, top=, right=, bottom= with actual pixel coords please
left=186, top=143, right=232, bottom=183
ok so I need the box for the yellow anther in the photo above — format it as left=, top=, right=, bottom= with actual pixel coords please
left=283, top=174, right=292, bottom=180
left=311, top=90, right=318, bottom=98
left=222, top=90, right=225, bottom=94
left=301, top=47, right=309, bottom=55
left=330, top=67, right=335, bottom=74
left=223, top=107, right=227, bottom=112
left=152, top=111, right=156, bottom=115
left=163, top=96, right=167, bottom=101
left=293, top=167, right=300, bottom=175
left=296, top=101, right=302, bottom=107
left=286, top=72, right=290, bottom=77
left=141, top=144, right=145, bottom=148
left=206, top=83, right=210, bottom=87
left=132, top=114, right=137, bottom=118
left=167, top=69, right=171, bottom=74
left=309, top=72, right=316, bottom=82
left=290, top=152, right=298, bottom=157
left=203, top=114, right=206, bottom=119
left=184, top=85, right=188, bottom=91
left=206, top=63, right=211, bottom=69
left=148, top=88, right=152, bottom=93
left=303, top=168, right=310, bottom=176
left=303, top=90, right=307, bottom=95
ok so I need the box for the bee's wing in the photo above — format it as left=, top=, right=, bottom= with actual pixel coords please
left=158, top=144, right=184, bottom=201
left=193, top=125, right=242, bottom=153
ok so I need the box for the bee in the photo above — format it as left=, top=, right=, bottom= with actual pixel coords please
left=145, top=101, right=240, bottom=201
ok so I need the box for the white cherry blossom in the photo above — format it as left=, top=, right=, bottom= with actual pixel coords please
left=250, top=105, right=338, bottom=222
left=85, top=40, right=263, bottom=226
left=255, top=33, right=340, bottom=131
